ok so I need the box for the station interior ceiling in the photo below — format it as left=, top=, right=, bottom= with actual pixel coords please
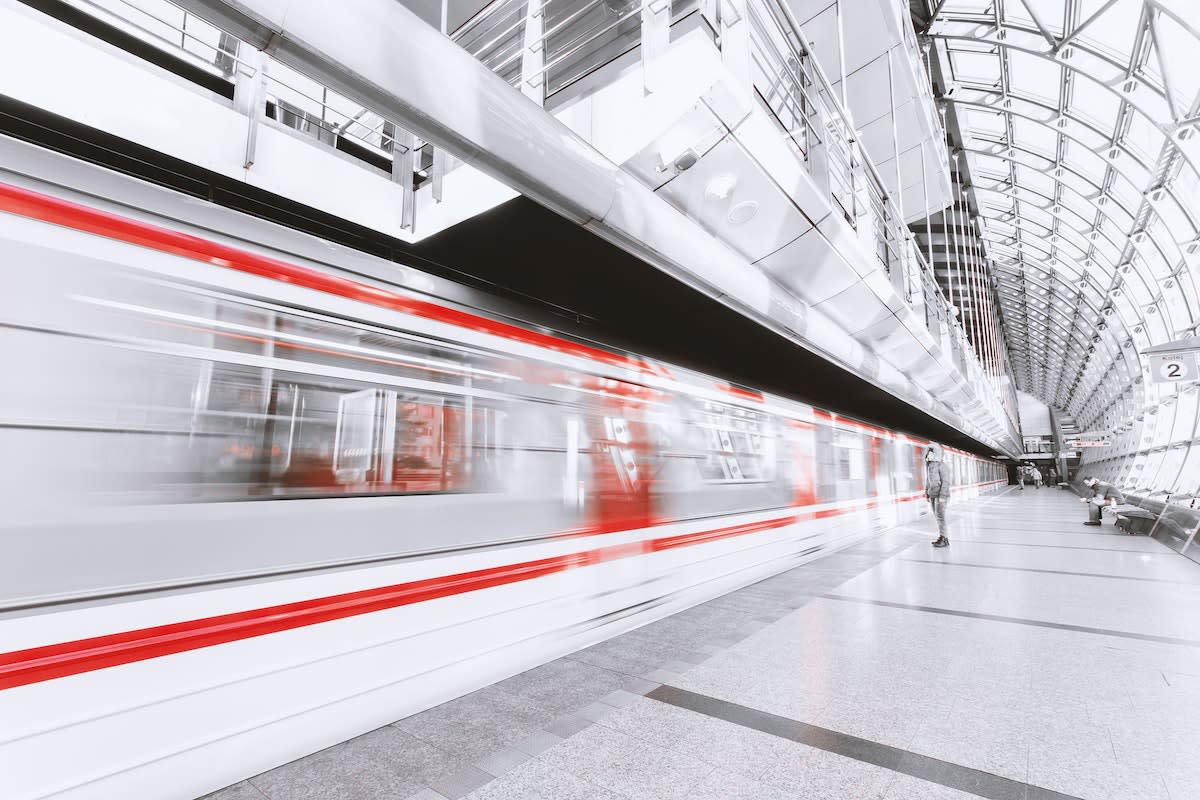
left=912, top=0, right=1199, bottom=443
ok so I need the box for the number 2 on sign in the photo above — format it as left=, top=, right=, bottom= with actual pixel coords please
left=1160, top=359, right=1190, bottom=381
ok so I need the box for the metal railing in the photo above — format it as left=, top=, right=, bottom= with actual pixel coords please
left=66, top=0, right=236, bottom=77
left=455, top=0, right=652, bottom=99
left=63, top=0, right=430, bottom=176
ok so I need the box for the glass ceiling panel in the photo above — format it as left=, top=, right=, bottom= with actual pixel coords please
left=1068, top=74, right=1121, bottom=131
left=1008, top=50, right=1062, bottom=105
left=1076, top=0, right=1143, bottom=61
left=943, top=0, right=990, bottom=12
left=1064, top=141, right=1108, bottom=186
left=1157, top=192, right=1192, bottom=238
left=1012, top=117, right=1058, bottom=157
left=1006, top=0, right=1066, bottom=33
left=1107, top=175, right=1141, bottom=212
left=926, top=0, right=1199, bottom=434
left=962, top=108, right=1006, bottom=142
left=951, top=51, right=1001, bottom=85
left=1124, top=113, right=1166, bottom=165
left=1016, top=165, right=1055, bottom=196
left=1157, top=11, right=1200, bottom=107
left=1061, top=193, right=1095, bottom=223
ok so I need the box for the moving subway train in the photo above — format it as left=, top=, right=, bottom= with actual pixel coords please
left=0, top=150, right=1004, bottom=800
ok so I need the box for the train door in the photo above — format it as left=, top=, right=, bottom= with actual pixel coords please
left=788, top=418, right=819, bottom=508
left=583, top=380, right=659, bottom=533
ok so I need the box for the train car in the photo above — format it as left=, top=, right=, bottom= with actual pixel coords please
left=0, top=143, right=1004, bottom=800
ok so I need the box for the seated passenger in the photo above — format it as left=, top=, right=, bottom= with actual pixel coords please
left=1081, top=477, right=1105, bottom=526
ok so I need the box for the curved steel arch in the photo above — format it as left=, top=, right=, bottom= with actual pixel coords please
left=968, top=178, right=1136, bottom=247
left=948, top=92, right=1170, bottom=202
left=931, top=28, right=1190, bottom=148
left=960, top=142, right=1153, bottom=235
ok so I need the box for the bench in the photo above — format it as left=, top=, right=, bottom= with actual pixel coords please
left=1107, top=504, right=1158, bottom=535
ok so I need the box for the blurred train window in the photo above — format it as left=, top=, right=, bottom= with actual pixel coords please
left=833, top=427, right=866, bottom=499
left=690, top=400, right=773, bottom=483
left=99, top=292, right=520, bottom=499
left=815, top=420, right=836, bottom=499
left=893, top=441, right=917, bottom=492
left=258, top=381, right=494, bottom=496
left=876, top=436, right=894, bottom=495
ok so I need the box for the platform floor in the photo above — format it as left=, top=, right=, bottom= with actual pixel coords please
left=206, top=488, right=1200, bottom=800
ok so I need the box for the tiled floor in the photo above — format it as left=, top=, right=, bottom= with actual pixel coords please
left=203, top=488, right=1200, bottom=800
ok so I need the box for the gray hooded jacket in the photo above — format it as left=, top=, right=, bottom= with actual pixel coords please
left=924, top=444, right=951, bottom=500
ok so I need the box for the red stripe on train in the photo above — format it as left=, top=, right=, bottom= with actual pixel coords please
left=0, top=514, right=799, bottom=691
left=0, top=478, right=1002, bottom=690
left=0, top=182, right=650, bottom=374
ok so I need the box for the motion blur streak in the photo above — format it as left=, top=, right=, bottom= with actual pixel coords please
left=0, top=165, right=1004, bottom=800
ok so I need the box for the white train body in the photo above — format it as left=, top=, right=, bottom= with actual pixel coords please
left=0, top=157, right=1003, bottom=800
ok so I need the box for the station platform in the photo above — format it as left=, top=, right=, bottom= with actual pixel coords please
left=204, top=489, right=1200, bottom=800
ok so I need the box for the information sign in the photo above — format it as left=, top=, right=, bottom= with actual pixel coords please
left=1148, top=352, right=1198, bottom=384
left=1066, top=439, right=1110, bottom=448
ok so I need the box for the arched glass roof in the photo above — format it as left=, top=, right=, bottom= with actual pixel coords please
left=924, top=0, right=1199, bottom=435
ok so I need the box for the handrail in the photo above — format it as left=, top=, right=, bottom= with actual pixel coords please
left=65, top=0, right=417, bottom=161
left=69, top=0, right=248, bottom=73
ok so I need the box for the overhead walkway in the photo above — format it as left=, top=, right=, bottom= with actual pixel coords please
left=203, top=488, right=1200, bottom=800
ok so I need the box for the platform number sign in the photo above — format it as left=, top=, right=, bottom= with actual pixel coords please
left=1150, top=353, right=1197, bottom=384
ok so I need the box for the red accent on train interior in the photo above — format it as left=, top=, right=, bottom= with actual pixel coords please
left=788, top=419, right=819, bottom=507
left=585, top=383, right=660, bottom=533
left=719, top=383, right=764, bottom=403
left=0, top=182, right=650, bottom=375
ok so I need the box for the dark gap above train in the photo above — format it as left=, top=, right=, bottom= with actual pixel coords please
left=0, top=94, right=996, bottom=458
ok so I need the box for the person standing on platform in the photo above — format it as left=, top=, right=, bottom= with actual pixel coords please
left=1017, top=465, right=1026, bottom=490
left=925, top=443, right=951, bottom=548
left=1031, top=466, right=1043, bottom=489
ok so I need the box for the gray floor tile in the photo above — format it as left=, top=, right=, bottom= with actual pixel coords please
left=544, top=713, right=593, bottom=738
left=686, top=766, right=803, bottom=800
left=473, top=747, right=532, bottom=777
left=427, top=765, right=493, bottom=799
left=763, top=746, right=893, bottom=800
left=493, top=659, right=633, bottom=716
left=404, top=791, right=451, bottom=800
left=882, top=773, right=992, bottom=799
left=511, top=730, right=563, bottom=756
left=576, top=702, right=614, bottom=723
left=249, top=728, right=459, bottom=800
left=198, top=781, right=270, bottom=800
left=539, top=722, right=715, bottom=800
left=461, top=757, right=627, bottom=800
left=1028, top=755, right=1170, bottom=800
left=597, top=689, right=643, bottom=708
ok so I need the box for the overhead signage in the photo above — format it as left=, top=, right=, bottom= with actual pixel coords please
left=1143, top=336, right=1200, bottom=385
left=1067, top=439, right=1110, bottom=448
left=1149, top=352, right=1197, bottom=384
